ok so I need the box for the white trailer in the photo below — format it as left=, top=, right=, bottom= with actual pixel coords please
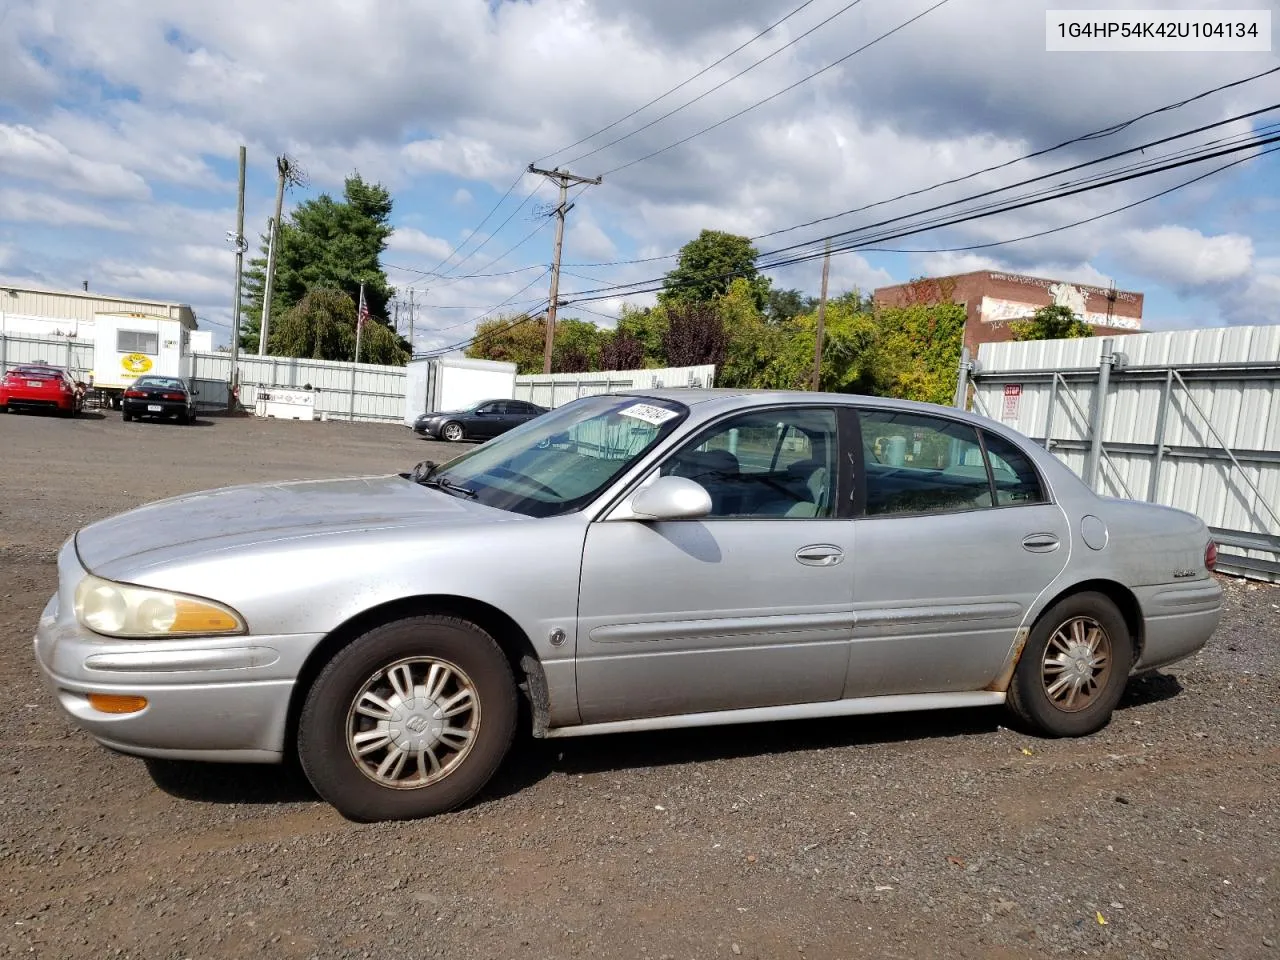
left=90, top=312, right=194, bottom=408
left=403, top=354, right=517, bottom=426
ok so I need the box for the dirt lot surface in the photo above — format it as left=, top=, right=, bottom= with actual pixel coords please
left=1, top=410, right=1277, bottom=960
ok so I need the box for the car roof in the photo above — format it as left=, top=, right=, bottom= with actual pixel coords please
left=616, top=387, right=1013, bottom=433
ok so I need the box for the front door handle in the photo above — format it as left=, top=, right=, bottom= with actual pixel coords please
left=796, top=544, right=844, bottom=566
left=1022, top=533, right=1060, bottom=553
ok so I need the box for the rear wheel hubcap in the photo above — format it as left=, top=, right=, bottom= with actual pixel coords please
left=1040, top=616, right=1112, bottom=713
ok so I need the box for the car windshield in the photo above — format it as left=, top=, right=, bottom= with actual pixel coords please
left=137, top=377, right=184, bottom=390
left=423, top=394, right=689, bottom=518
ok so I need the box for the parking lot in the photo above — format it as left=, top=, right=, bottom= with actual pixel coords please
left=1, top=410, right=1277, bottom=959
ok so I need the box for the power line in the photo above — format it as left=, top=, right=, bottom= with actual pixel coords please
left=562, top=127, right=1280, bottom=302
left=421, top=135, right=1277, bottom=357
left=419, top=268, right=552, bottom=336
left=562, top=0, right=869, bottom=168
left=417, top=172, right=526, bottom=279
left=852, top=142, right=1280, bottom=257
left=602, top=0, right=953, bottom=176
left=384, top=262, right=545, bottom=281
left=556, top=65, right=1280, bottom=270
left=431, top=179, right=549, bottom=279
left=557, top=107, right=1280, bottom=299
left=535, top=0, right=822, bottom=164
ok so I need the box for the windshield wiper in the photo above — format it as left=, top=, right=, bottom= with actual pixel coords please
left=421, top=475, right=477, bottom=499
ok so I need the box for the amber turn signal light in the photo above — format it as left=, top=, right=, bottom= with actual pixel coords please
left=87, top=693, right=149, bottom=714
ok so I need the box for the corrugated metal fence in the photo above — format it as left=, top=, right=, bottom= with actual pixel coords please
left=515, top=365, right=716, bottom=408
left=963, top=325, right=1280, bottom=581
left=191, top=353, right=406, bottom=422
left=0, top=332, right=93, bottom=377
left=0, top=333, right=407, bottom=422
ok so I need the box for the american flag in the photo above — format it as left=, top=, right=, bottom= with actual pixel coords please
left=357, top=283, right=369, bottom=330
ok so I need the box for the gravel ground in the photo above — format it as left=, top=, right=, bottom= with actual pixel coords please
left=1, top=410, right=1277, bottom=960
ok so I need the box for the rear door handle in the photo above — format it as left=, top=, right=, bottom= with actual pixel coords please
left=796, top=544, right=844, bottom=566
left=1022, top=533, right=1060, bottom=553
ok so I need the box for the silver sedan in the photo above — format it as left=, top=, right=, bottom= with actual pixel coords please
left=34, top=390, right=1223, bottom=821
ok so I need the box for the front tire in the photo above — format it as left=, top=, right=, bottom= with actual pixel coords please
left=1006, top=591, right=1133, bottom=737
left=441, top=421, right=465, bottom=442
left=298, top=615, right=518, bottom=822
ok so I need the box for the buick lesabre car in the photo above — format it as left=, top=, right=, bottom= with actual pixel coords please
left=34, top=390, right=1223, bottom=822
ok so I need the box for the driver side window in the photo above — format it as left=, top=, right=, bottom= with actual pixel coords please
left=658, top=408, right=838, bottom=519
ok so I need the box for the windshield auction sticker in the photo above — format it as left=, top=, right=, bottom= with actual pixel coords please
left=618, top=403, right=679, bottom=425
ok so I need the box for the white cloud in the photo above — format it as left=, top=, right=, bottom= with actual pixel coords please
left=386, top=227, right=453, bottom=262
left=0, top=124, right=150, bottom=199
left=1115, top=226, right=1254, bottom=289
left=0, top=189, right=130, bottom=229
left=453, top=188, right=472, bottom=205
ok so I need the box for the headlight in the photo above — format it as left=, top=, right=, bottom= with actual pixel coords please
left=74, top=575, right=246, bottom=638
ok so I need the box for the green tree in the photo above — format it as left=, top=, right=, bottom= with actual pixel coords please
left=765, top=288, right=816, bottom=324
left=1011, top=303, right=1094, bottom=341
left=613, top=305, right=668, bottom=368
left=241, top=172, right=405, bottom=359
left=466, top=313, right=547, bottom=374
left=269, top=287, right=354, bottom=361
left=869, top=302, right=966, bottom=405
left=551, top=318, right=604, bottom=373
left=659, top=230, right=770, bottom=310
left=715, top=277, right=783, bottom=388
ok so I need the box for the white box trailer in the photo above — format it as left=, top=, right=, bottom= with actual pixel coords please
left=403, top=354, right=517, bottom=426
left=90, top=312, right=194, bottom=408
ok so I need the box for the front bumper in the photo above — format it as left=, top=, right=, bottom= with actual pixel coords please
left=33, top=541, right=325, bottom=763
left=413, top=419, right=443, bottom=437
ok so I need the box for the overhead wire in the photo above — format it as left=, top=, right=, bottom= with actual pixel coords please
left=562, top=0, right=870, bottom=167
left=601, top=0, right=954, bottom=176
left=535, top=0, right=823, bottom=163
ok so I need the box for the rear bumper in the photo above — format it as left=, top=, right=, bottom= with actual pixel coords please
left=1134, top=579, right=1224, bottom=671
left=123, top=398, right=189, bottom=417
left=2, top=391, right=75, bottom=410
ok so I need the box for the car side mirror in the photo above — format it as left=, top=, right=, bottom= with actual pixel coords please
left=629, top=475, right=712, bottom=521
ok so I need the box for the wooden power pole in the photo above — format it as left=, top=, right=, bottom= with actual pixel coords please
left=810, top=239, right=832, bottom=391
left=527, top=164, right=602, bottom=374
left=227, top=145, right=247, bottom=409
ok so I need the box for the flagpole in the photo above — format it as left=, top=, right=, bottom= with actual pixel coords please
left=349, top=283, right=366, bottom=421
left=354, top=282, right=365, bottom=364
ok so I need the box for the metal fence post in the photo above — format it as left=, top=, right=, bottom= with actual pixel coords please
left=953, top=347, right=970, bottom=409
left=348, top=364, right=357, bottom=421
left=1084, top=338, right=1114, bottom=490
left=1043, top=374, right=1060, bottom=451
left=1147, top=367, right=1174, bottom=502
left=1, top=331, right=7, bottom=375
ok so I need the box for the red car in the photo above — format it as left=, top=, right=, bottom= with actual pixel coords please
left=0, top=364, right=86, bottom=417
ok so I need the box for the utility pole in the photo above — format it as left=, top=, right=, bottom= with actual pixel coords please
left=259, top=156, right=305, bottom=357
left=408, top=288, right=415, bottom=356
left=527, top=164, right=602, bottom=374
left=810, top=239, right=831, bottom=391
left=228, top=145, right=247, bottom=409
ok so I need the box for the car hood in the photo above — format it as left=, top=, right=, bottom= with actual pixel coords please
left=75, top=474, right=510, bottom=576
left=420, top=408, right=470, bottom=417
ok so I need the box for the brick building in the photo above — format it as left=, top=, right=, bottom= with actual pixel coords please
left=873, top=270, right=1143, bottom=355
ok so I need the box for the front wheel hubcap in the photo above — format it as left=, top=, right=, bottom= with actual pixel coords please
left=444, top=425, right=462, bottom=440
left=346, top=657, right=480, bottom=789
left=1041, top=616, right=1113, bottom=713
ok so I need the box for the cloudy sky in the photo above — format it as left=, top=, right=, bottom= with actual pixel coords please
left=1, top=0, right=1277, bottom=350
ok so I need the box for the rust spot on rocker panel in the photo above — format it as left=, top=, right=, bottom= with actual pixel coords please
left=986, top=627, right=1030, bottom=692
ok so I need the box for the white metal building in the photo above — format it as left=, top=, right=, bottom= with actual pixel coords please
left=0, top=284, right=198, bottom=335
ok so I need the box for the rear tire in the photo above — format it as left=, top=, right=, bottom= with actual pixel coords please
left=122, top=411, right=133, bottom=422
left=1006, top=591, right=1133, bottom=738
left=298, top=615, right=518, bottom=822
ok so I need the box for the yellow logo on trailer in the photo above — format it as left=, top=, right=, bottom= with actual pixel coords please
left=122, top=353, right=152, bottom=374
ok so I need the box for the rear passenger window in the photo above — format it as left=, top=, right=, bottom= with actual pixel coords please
left=982, top=431, right=1045, bottom=505
left=858, top=410, right=992, bottom=516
